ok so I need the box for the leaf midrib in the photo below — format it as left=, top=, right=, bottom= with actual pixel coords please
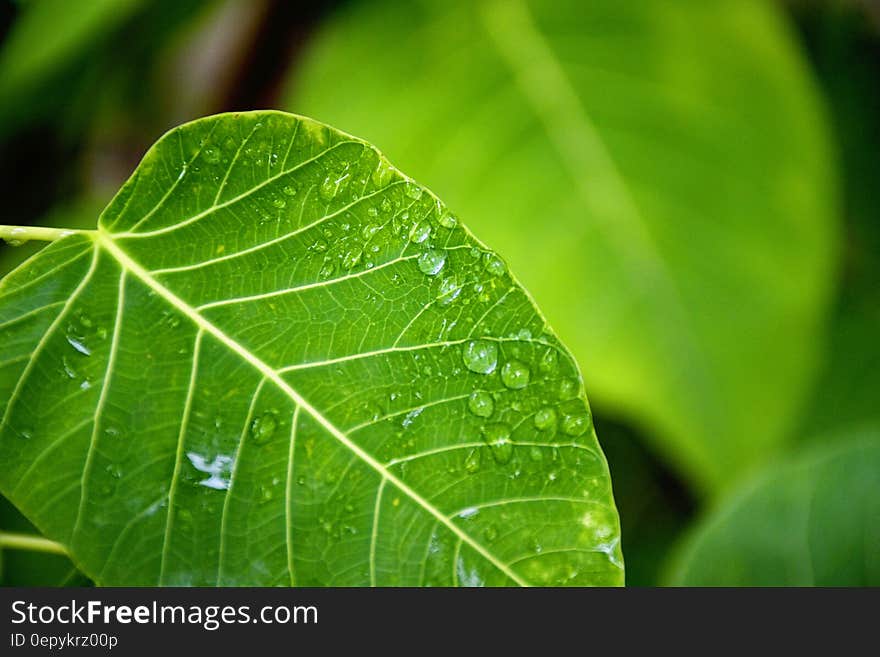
left=95, top=229, right=530, bottom=587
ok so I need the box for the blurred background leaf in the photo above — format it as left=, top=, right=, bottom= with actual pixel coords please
left=668, top=428, right=880, bottom=585
left=793, top=0, right=880, bottom=442
left=285, top=0, right=839, bottom=496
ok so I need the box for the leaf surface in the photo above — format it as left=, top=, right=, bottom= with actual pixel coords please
left=669, top=430, right=880, bottom=585
left=0, top=111, right=622, bottom=586
left=287, top=0, right=839, bottom=492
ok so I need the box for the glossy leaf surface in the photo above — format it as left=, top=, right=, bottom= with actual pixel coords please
left=0, top=111, right=622, bottom=586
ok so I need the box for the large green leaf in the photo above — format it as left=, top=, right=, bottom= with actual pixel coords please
left=0, top=111, right=622, bottom=586
left=286, top=0, right=839, bottom=493
left=668, top=429, right=880, bottom=585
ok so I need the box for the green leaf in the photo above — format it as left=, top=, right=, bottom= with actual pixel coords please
left=286, top=0, right=839, bottom=493
left=0, top=111, right=622, bottom=586
left=668, top=429, right=880, bottom=586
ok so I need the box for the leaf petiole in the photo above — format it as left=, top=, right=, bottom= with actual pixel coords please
left=0, top=225, right=92, bottom=243
left=0, top=531, right=68, bottom=555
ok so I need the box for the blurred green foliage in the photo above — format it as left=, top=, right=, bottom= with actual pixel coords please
left=670, top=429, right=880, bottom=585
left=1, top=0, right=878, bottom=586
left=286, top=0, right=839, bottom=496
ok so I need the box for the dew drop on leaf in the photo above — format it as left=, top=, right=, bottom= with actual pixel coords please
left=462, top=340, right=498, bottom=374
left=482, top=423, right=513, bottom=464
left=361, top=223, right=382, bottom=240
left=561, top=406, right=592, bottom=437
left=439, top=212, right=457, bottom=229
left=409, top=221, right=431, bottom=244
left=539, top=348, right=558, bottom=374
left=534, top=407, right=557, bottom=430
left=251, top=412, right=278, bottom=445
left=467, top=390, right=494, bottom=418
left=501, top=360, right=530, bottom=389
left=404, top=181, right=423, bottom=200
left=559, top=378, right=578, bottom=399
left=342, top=249, right=363, bottom=270
left=482, top=252, right=505, bottom=277
left=372, top=159, right=395, bottom=187
left=437, top=276, right=462, bottom=304
left=203, top=147, right=221, bottom=164
left=417, top=249, right=446, bottom=275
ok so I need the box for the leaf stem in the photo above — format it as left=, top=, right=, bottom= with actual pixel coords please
left=0, top=225, right=91, bottom=243
left=0, top=531, right=68, bottom=555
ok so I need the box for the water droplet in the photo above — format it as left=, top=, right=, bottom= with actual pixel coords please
left=61, top=356, right=77, bottom=379
left=105, top=463, right=123, bottom=479
left=534, top=407, right=557, bottom=430
left=342, top=249, right=363, bottom=270
left=361, top=223, right=382, bottom=240
left=319, top=262, right=335, bottom=279
left=203, top=147, right=221, bottom=164
left=437, top=276, right=462, bottom=304
left=250, top=412, right=278, bottom=445
left=404, top=181, right=423, bottom=200
left=401, top=407, right=424, bottom=428
left=66, top=335, right=91, bottom=356
left=559, top=378, right=578, bottom=399
left=372, top=159, right=395, bottom=187
left=320, top=170, right=348, bottom=201
left=464, top=448, right=481, bottom=474
left=417, top=249, right=446, bottom=275
left=529, top=446, right=543, bottom=461
left=500, top=360, right=530, bottom=389
left=439, top=213, right=457, bottom=229
left=561, top=406, right=592, bottom=437
left=409, top=221, right=431, bottom=244
left=458, top=506, right=479, bottom=520
left=186, top=452, right=234, bottom=490
left=282, top=184, right=298, bottom=197
left=483, top=252, right=505, bottom=277
left=260, top=485, right=274, bottom=503
left=297, top=476, right=306, bottom=486
left=482, top=423, right=513, bottom=464
left=539, top=348, right=558, bottom=374
left=272, top=196, right=287, bottom=209
left=484, top=524, right=499, bottom=542
left=462, top=340, right=498, bottom=374
left=467, top=390, right=494, bottom=418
